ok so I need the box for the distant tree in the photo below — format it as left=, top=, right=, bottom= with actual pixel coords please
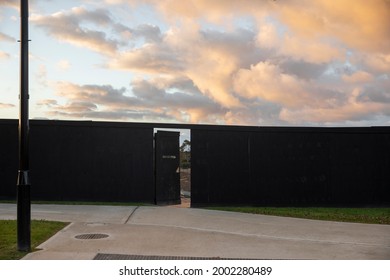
left=180, top=140, right=191, bottom=169
left=180, top=139, right=191, bottom=152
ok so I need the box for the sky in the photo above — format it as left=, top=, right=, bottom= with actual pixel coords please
left=1, top=0, right=390, bottom=127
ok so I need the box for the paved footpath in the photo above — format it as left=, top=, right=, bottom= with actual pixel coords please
left=1, top=203, right=389, bottom=260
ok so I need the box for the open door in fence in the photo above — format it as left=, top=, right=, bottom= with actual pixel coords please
left=155, top=131, right=181, bottom=205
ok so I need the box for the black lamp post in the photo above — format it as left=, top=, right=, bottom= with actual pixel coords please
left=17, top=0, right=31, bottom=252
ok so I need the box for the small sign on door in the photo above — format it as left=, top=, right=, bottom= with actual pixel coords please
left=162, top=155, right=176, bottom=159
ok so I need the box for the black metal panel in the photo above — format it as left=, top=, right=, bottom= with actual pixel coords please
left=191, top=127, right=390, bottom=207
left=0, top=120, right=154, bottom=203
left=247, top=131, right=333, bottom=206
left=328, top=132, right=374, bottom=205
left=191, top=130, right=251, bottom=205
left=0, top=120, right=18, bottom=199
left=155, top=131, right=180, bottom=205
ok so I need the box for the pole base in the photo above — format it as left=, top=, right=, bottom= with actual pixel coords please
left=17, top=170, right=31, bottom=252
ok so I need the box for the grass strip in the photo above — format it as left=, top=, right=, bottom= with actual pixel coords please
left=0, top=220, right=69, bottom=260
left=206, top=207, right=390, bottom=225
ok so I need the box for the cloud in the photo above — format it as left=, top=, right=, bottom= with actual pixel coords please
left=54, top=82, right=130, bottom=106
left=110, top=26, right=259, bottom=108
left=0, top=0, right=18, bottom=9
left=280, top=36, right=344, bottom=64
left=0, top=32, right=15, bottom=43
left=280, top=100, right=390, bottom=125
left=256, top=22, right=344, bottom=64
left=38, top=79, right=285, bottom=125
left=36, top=99, right=58, bottom=107
left=0, top=102, right=15, bottom=109
left=358, top=78, right=390, bottom=104
left=233, top=61, right=315, bottom=108
left=35, top=64, right=48, bottom=87
left=114, top=23, right=162, bottom=44
left=109, top=44, right=183, bottom=73
left=28, top=1, right=390, bottom=126
left=31, top=7, right=120, bottom=55
left=139, top=0, right=271, bottom=24
left=30, top=6, right=165, bottom=56
left=0, top=51, right=10, bottom=59
left=342, top=71, right=374, bottom=84
left=0, top=32, right=14, bottom=60
left=359, top=53, right=390, bottom=73
left=256, top=22, right=279, bottom=49
left=104, top=0, right=124, bottom=4
left=104, top=1, right=387, bottom=112
left=233, top=60, right=390, bottom=124
left=38, top=82, right=155, bottom=120
left=139, top=0, right=390, bottom=53
left=269, top=0, right=390, bottom=53
left=57, top=60, right=71, bottom=70
left=38, top=80, right=226, bottom=123
left=279, top=60, right=328, bottom=81
left=279, top=85, right=390, bottom=125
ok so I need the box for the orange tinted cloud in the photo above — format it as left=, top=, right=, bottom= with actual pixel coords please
left=342, top=71, right=374, bottom=84
left=0, top=51, right=10, bottom=59
left=27, top=1, right=390, bottom=125
left=234, top=61, right=313, bottom=108
left=141, top=0, right=390, bottom=53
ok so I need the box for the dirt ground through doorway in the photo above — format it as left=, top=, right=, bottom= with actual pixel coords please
left=177, top=168, right=191, bottom=208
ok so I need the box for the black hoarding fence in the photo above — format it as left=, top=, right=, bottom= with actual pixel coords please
left=191, top=126, right=390, bottom=207
left=1, top=120, right=389, bottom=206
left=0, top=120, right=155, bottom=203
left=0, top=120, right=18, bottom=199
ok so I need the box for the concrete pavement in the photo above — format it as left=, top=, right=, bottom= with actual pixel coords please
left=1, top=203, right=389, bottom=260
